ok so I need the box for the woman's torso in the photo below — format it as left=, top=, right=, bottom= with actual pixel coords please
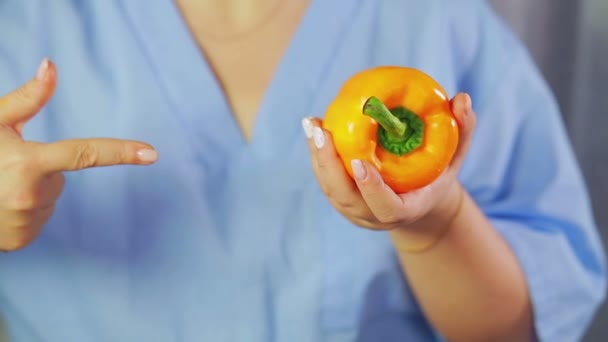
left=0, top=0, right=477, bottom=341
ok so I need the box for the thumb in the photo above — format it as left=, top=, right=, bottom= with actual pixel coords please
left=0, top=58, right=57, bottom=133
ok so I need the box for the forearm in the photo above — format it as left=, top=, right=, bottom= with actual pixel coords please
left=390, top=184, right=535, bottom=342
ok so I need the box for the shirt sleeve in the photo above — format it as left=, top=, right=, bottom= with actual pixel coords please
left=451, top=1, right=607, bottom=341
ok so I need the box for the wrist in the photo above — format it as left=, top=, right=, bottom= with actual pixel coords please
left=428, top=181, right=466, bottom=228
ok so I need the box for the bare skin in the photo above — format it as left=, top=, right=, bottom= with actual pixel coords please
left=0, top=1, right=535, bottom=340
left=176, top=0, right=310, bottom=141
left=304, top=94, right=534, bottom=341
left=0, top=59, right=158, bottom=252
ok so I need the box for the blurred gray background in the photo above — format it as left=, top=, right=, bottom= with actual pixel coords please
left=489, top=0, right=608, bottom=341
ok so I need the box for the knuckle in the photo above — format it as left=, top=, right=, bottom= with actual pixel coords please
left=0, top=241, right=23, bottom=252
left=316, top=158, right=330, bottom=173
left=73, top=143, right=100, bottom=169
left=0, top=228, right=34, bottom=252
left=319, top=183, right=331, bottom=197
left=11, top=192, right=40, bottom=211
left=113, top=145, right=129, bottom=164
left=344, top=214, right=383, bottom=231
left=376, top=211, right=400, bottom=225
left=334, top=197, right=357, bottom=211
left=328, top=198, right=341, bottom=211
left=330, top=198, right=363, bottom=218
left=1, top=236, right=31, bottom=252
left=9, top=210, right=35, bottom=227
left=347, top=216, right=369, bottom=228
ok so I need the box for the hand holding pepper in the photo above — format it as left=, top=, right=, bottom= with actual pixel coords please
left=304, top=67, right=534, bottom=340
left=302, top=67, right=476, bottom=245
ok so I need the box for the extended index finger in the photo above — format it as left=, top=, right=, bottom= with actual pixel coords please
left=33, top=138, right=158, bottom=173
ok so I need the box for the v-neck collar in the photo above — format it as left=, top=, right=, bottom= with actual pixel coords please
left=121, top=0, right=362, bottom=161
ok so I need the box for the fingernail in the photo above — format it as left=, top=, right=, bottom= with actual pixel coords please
left=313, top=126, right=325, bottom=149
left=302, top=117, right=313, bottom=139
left=351, top=159, right=367, bottom=180
left=36, top=58, right=49, bottom=81
left=137, top=149, right=158, bottom=162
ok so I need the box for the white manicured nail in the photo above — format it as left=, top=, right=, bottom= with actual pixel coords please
left=302, top=117, right=314, bottom=138
left=351, top=159, right=367, bottom=180
left=313, top=126, right=325, bottom=149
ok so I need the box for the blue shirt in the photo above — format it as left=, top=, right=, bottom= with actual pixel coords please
left=0, top=1, right=605, bottom=341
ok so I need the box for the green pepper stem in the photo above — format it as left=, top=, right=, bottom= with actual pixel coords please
left=362, top=96, right=407, bottom=138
